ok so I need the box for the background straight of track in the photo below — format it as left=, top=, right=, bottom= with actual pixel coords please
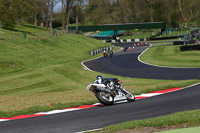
left=1, top=42, right=200, bottom=133
left=84, top=43, right=200, bottom=80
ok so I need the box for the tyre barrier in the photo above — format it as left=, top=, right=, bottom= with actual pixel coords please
left=123, top=47, right=128, bottom=52
left=90, top=46, right=114, bottom=56
left=102, top=36, right=179, bottom=43
left=173, top=40, right=196, bottom=45
left=173, top=41, right=184, bottom=45
left=114, top=42, right=149, bottom=48
left=102, top=38, right=147, bottom=43
left=150, top=36, right=178, bottom=41
left=180, top=44, right=200, bottom=51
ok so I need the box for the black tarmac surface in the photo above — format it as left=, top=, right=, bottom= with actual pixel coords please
left=1, top=43, right=200, bottom=133
left=84, top=44, right=200, bottom=80
left=1, top=84, right=200, bottom=133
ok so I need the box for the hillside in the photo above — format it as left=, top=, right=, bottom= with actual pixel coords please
left=0, top=24, right=109, bottom=74
left=0, top=24, right=111, bottom=114
left=0, top=24, right=198, bottom=118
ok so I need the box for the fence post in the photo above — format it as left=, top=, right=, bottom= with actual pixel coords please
left=53, top=30, right=57, bottom=37
left=12, top=31, right=14, bottom=40
left=22, top=32, right=26, bottom=39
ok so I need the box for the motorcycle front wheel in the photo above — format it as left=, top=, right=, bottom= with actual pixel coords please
left=96, top=91, right=114, bottom=105
left=125, top=91, right=135, bottom=102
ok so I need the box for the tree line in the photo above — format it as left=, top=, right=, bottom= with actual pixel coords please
left=0, top=0, right=199, bottom=30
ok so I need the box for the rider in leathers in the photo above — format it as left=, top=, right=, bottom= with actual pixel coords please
left=94, top=75, right=119, bottom=90
left=94, top=75, right=105, bottom=84
left=94, top=75, right=127, bottom=95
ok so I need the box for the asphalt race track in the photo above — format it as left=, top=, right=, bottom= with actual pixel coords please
left=1, top=43, right=200, bottom=133
left=84, top=43, right=200, bottom=80
left=1, top=84, right=200, bottom=133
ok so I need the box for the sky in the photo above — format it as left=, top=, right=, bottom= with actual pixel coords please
left=54, top=0, right=90, bottom=13
left=54, top=2, right=62, bottom=13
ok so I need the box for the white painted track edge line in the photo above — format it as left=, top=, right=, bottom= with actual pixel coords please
left=36, top=108, right=81, bottom=115
left=81, top=49, right=120, bottom=72
left=139, top=93, right=162, bottom=97
left=81, top=62, right=94, bottom=72
left=74, top=83, right=200, bottom=133
left=162, top=82, right=200, bottom=95
left=0, top=83, right=199, bottom=123
left=81, top=54, right=104, bottom=72
left=0, top=119, right=9, bottom=122
left=184, top=82, right=200, bottom=88
left=75, top=128, right=103, bottom=133
left=138, top=82, right=200, bottom=100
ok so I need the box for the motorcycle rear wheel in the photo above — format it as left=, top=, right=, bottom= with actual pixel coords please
left=96, top=91, right=114, bottom=105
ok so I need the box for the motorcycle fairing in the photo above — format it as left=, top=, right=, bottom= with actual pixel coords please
left=87, top=84, right=106, bottom=92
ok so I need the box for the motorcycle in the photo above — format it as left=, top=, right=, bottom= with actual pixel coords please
left=87, top=78, right=135, bottom=105
left=109, top=51, right=113, bottom=58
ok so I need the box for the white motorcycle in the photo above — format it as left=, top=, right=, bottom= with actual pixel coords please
left=87, top=78, right=135, bottom=105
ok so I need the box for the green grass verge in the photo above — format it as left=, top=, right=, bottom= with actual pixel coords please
left=159, top=127, right=200, bottom=133
left=155, top=29, right=191, bottom=38
left=120, top=28, right=191, bottom=40
left=148, top=39, right=179, bottom=43
left=140, top=44, right=200, bottom=67
left=0, top=24, right=199, bottom=118
left=120, top=31, right=152, bottom=39
left=94, top=109, right=200, bottom=133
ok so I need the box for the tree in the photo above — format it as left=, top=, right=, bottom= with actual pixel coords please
left=152, top=0, right=167, bottom=22
left=44, top=0, right=50, bottom=29
left=65, top=0, right=74, bottom=32
left=61, top=0, right=65, bottom=31
left=49, top=0, right=59, bottom=29
left=83, top=0, right=98, bottom=25
left=177, top=0, right=184, bottom=20
left=73, top=0, right=83, bottom=33
left=127, top=0, right=137, bottom=23
left=1, top=0, right=200, bottom=29
left=13, top=0, right=33, bottom=25
left=144, top=0, right=154, bottom=22
left=0, top=0, right=16, bottom=28
left=32, top=0, right=45, bottom=26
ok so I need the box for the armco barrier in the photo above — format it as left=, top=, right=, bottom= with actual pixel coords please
left=180, top=45, right=200, bottom=51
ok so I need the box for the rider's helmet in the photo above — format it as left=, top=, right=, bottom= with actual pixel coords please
left=96, top=75, right=103, bottom=80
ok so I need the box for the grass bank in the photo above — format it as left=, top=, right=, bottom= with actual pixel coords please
left=140, top=45, right=200, bottom=68
left=0, top=24, right=199, bottom=118
left=120, top=31, right=152, bottom=39
left=155, top=29, right=191, bottom=38
left=94, top=109, right=200, bottom=133
left=159, top=127, right=200, bottom=133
